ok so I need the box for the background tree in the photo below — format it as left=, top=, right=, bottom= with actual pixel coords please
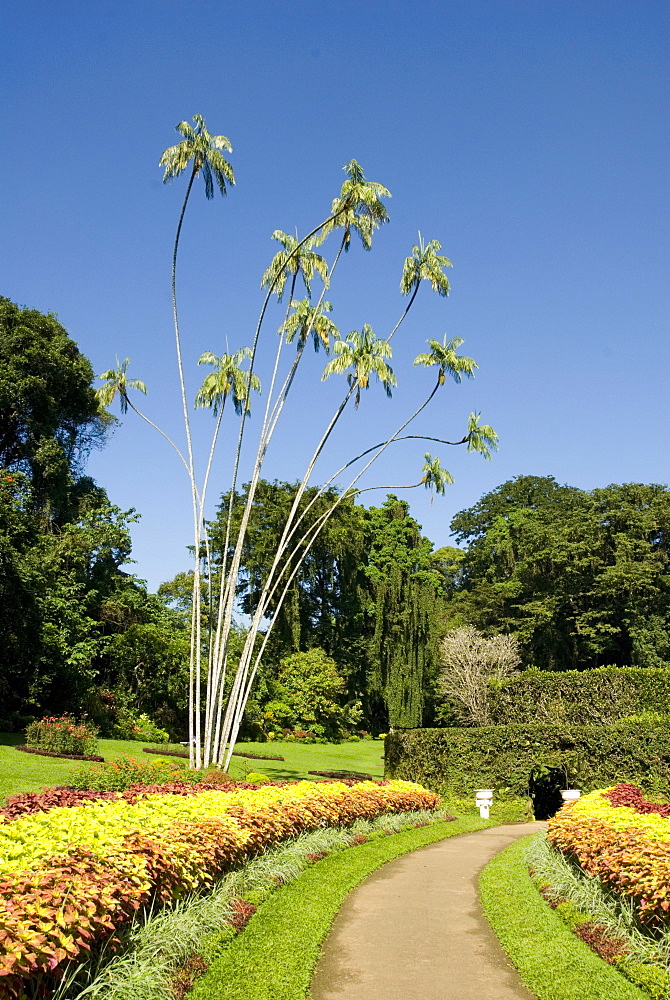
left=196, top=482, right=452, bottom=734
left=207, top=479, right=368, bottom=673
left=0, top=297, right=107, bottom=525
left=446, top=475, right=670, bottom=669
left=275, top=648, right=359, bottom=740
left=0, top=297, right=183, bottom=729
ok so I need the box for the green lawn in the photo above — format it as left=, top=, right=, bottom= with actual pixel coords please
left=0, top=734, right=385, bottom=802
left=213, top=739, right=385, bottom=782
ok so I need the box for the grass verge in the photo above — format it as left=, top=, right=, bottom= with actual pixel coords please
left=190, top=814, right=492, bottom=1000
left=479, top=834, right=647, bottom=1000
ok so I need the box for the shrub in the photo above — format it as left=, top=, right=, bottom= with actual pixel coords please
left=25, top=715, right=99, bottom=756
left=245, top=772, right=271, bottom=784
left=275, top=649, right=360, bottom=741
left=69, top=754, right=198, bottom=791
left=385, top=723, right=670, bottom=798
left=112, top=709, right=169, bottom=743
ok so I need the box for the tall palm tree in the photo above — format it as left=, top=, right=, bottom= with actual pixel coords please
left=280, top=299, right=339, bottom=352
left=400, top=234, right=453, bottom=298
left=464, top=411, right=499, bottom=459
left=160, top=114, right=235, bottom=769
left=195, top=346, right=261, bottom=505
left=385, top=235, right=454, bottom=343
left=323, top=160, right=391, bottom=251
left=194, top=347, right=260, bottom=755
left=195, top=348, right=260, bottom=416
left=261, top=231, right=329, bottom=302
left=413, top=335, right=477, bottom=385
left=160, top=114, right=234, bottom=201
left=96, top=357, right=147, bottom=414
left=96, top=359, right=190, bottom=475
left=322, top=325, right=396, bottom=406
left=420, top=452, right=454, bottom=495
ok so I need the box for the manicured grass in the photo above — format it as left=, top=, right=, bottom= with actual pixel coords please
left=191, top=814, right=492, bottom=1000
left=223, top=739, right=385, bottom=782
left=0, top=734, right=385, bottom=802
left=0, top=733, right=167, bottom=801
left=479, top=834, right=647, bottom=1000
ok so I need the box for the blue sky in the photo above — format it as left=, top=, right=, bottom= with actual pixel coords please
left=2, top=0, right=668, bottom=590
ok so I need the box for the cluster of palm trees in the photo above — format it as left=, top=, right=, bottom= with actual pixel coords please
left=97, top=114, right=498, bottom=770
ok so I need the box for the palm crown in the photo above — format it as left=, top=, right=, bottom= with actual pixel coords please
left=280, top=300, right=339, bottom=353
left=421, top=453, right=455, bottom=496
left=323, top=160, right=391, bottom=251
left=159, top=113, right=234, bottom=199
left=96, top=358, right=147, bottom=414
left=261, top=231, right=329, bottom=301
left=195, top=348, right=261, bottom=416
left=464, top=412, right=499, bottom=460
left=322, top=325, right=396, bottom=406
left=400, top=234, right=453, bottom=297
left=414, top=335, right=477, bottom=385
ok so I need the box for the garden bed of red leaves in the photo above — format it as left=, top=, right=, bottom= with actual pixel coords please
left=142, top=747, right=286, bottom=761
left=0, top=777, right=435, bottom=998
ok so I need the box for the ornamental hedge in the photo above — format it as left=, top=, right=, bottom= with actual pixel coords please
left=384, top=723, right=670, bottom=798
left=488, top=665, right=670, bottom=726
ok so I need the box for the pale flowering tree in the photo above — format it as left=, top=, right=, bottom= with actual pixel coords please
left=439, top=625, right=521, bottom=725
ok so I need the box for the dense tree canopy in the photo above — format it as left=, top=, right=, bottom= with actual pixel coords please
left=0, top=298, right=188, bottom=727
left=445, top=475, right=670, bottom=670
left=206, top=480, right=369, bottom=671
left=0, top=298, right=107, bottom=525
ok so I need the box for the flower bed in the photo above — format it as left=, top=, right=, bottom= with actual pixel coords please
left=547, top=783, right=670, bottom=926
left=14, top=745, right=104, bottom=762
left=25, top=715, right=99, bottom=757
left=0, top=779, right=438, bottom=997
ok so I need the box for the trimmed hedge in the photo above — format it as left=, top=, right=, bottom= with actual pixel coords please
left=385, top=723, right=670, bottom=798
left=488, top=666, right=670, bottom=726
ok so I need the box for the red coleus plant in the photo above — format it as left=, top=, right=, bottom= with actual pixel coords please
left=602, top=783, right=670, bottom=818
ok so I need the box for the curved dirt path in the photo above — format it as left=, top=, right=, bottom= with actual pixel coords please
left=310, top=821, right=546, bottom=1000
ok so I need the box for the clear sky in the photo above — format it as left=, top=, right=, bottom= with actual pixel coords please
left=2, top=0, right=668, bottom=591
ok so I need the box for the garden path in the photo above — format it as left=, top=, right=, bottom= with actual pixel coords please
left=310, top=821, right=546, bottom=1000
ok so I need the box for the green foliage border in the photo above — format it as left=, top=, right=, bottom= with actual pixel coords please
left=480, top=834, right=646, bottom=1000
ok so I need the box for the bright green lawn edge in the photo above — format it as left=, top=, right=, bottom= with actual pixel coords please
left=190, top=814, right=493, bottom=1000
left=479, top=834, right=647, bottom=1000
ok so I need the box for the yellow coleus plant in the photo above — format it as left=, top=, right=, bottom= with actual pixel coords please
left=555, top=787, right=670, bottom=843
left=0, top=780, right=437, bottom=877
